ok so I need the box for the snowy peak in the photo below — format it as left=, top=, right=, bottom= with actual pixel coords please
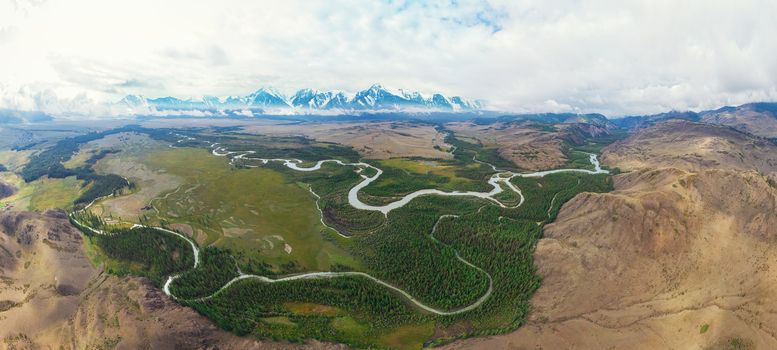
left=147, top=97, right=188, bottom=108
left=450, top=96, right=482, bottom=110
left=246, top=87, right=289, bottom=107
left=202, top=96, right=221, bottom=107
left=324, top=92, right=350, bottom=109
left=399, top=89, right=425, bottom=104
left=348, top=84, right=480, bottom=111
left=429, top=94, right=453, bottom=109
left=290, top=89, right=334, bottom=109
left=119, top=95, right=148, bottom=109
left=118, top=84, right=484, bottom=114
left=350, top=84, right=408, bottom=109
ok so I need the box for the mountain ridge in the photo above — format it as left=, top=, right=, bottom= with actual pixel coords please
left=119, top=84, right=483, bottom=113
left=611, top=102, right=777, bottom=138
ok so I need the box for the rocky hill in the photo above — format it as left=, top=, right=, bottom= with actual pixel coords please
left=614, top=102, right=777, bottom=140
left=0, top=181, right=14, bottom=199
left=603, top=120, right=777, bottom=174
left=700, top=102, right=777, bottom=138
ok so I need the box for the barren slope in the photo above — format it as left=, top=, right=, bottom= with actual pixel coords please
left=0, top=181, right=13, bottom=199
left=446, top=122, right=569, bottom=170
left=447, top=121, right=611, bottom=171
left=602, top=120, right=777, bottom=175
left=141, top=118, right=453, bottom=159
left=445, top=121, right=777, bottom=349
left=701, top=103, right=777, bottom=138
left=241, top=121, right=454, bottom=159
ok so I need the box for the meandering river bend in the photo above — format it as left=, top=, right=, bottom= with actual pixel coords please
left=72, top=135, right=608, bottom=315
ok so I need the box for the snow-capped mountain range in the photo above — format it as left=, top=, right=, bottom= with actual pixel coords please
left=119, top=84, right=483, bottom=115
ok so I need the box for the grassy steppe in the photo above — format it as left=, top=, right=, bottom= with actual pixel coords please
left=0, top=172, right=84, bottom=211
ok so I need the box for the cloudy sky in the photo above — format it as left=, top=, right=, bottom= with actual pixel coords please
left=1, top=0, right=776, bottom=117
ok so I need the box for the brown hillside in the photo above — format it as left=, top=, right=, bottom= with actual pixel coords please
left=0, top=182, right=13, bottom=199
left=602, top=120, right=777, bottom=175
left=701, top=104, right=777, bottom=138
left=445, top=121, right=777, bottom=349
left=446, top=121, right=567, bottom=170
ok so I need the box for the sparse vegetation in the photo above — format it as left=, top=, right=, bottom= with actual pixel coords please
left=705, top=337, right=754, bottom=350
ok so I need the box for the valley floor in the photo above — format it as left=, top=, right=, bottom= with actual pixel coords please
left=51, top=124, right=614, bottom=349
left=12, top=118, right=774, bottom=349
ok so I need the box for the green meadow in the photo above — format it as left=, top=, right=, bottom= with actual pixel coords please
left=143, top=147, right=362, bottom=274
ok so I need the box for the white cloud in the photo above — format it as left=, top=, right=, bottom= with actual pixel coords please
left=234, top=109, right=253, bottom=117
left=0, top=0, right=776, bottom=117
